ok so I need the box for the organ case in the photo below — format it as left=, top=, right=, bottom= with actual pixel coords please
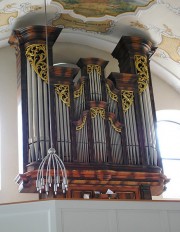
left=9, top=26, right=168, bottom=200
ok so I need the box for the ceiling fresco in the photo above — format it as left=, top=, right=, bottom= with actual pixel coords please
left=52, top=13, right=113, bottom=33
left=0, top=0, right=180, bottom=91
left=53, top=0, right=154, bottom=17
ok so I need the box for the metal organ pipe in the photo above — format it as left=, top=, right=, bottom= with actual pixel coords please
left=55, top=93, right=61, bottom=159
left=27, top=60, right=34, bottom=162
left=88, top=65, right=102, bottom=101
left=124, top=111, right=131, bottom=164
left=30, top=55, right=159, bottom=168
left=56, top=91, right=66, bottom=161
left=145, top=88, right=157, bottom=165
left=141, top=87, right=157, bottom=165
left=74, top=80, right=85, bottom=120
left=131, top=104, right=140, bottom=164
left=109, top=121, right=122, bottom=164
left=32, top=66, right=39, bottom=161
left=37, top=73, right=45, bottom=160
left=27, top=62, right=50, bottom=162
left=43, top=80, right=50, bottom=153
left=76, top=117, right=89, bottom=162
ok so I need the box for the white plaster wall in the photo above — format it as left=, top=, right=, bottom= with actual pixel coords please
left=53, top=42, right=120, bottom=77
left=0, top=43, right=180, bottom=204
left=0, top=46, right=39, bottom=203
left=151, top=73, right=180, bottom=111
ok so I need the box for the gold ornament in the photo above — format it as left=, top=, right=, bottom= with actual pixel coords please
left=74, top=81, right=84, bottom=98
left=121, top=90, right=134, bottom=112
left=90, top=107, right=105, bottom=119
left=55, top=84, right=70, bottom=107
left=87, top=64, right=101, bottom=75
left=76, top=115, right=87, bottom=131
left=134, top=55, right=149, bottom=94
left=25, top=44, right=47, bottom=82
left=106, top=84, right=118, bottom=102
left=108, top=117, right=121, bottom=133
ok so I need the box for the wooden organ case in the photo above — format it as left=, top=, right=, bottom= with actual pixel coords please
left=9, top=26, right=168, bottom=200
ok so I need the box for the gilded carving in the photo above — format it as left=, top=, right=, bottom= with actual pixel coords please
left=55, top=84, right=70, bottom=107
left=25, top=44, right=47, bottom=82
left=121, top=90, right=134, bottom=112
left=76, top=115, right=87, bottom=131
left=74, top=81, right=84, bottom=98
left=106, top=84, right=118, bottom=102
left=134, top=55, right=149, bottom=94
left=87, top=64, right=101, bottom=76
left=108, top=117, right=121, bottom=133
left=90, top=107, right=105, bottom=119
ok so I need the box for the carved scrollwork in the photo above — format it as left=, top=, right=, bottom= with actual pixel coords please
left=134, top=55, right=149, bottom=94
left=90, top=107, right=105, bottom=119
left=55, top=84, right=70, bottom=107
left=74, top=81, right=84, bottom=98
left=106, top=84, right=118, bottom=102
left=76, top=115, right=87, bottom=131
left=25, top=44, right=47, bottom=82
left=108, top=117, right=121, bottom=133
left=121, top=90, right=134, bottom=112
left=87, top=64, right=101, bottom=75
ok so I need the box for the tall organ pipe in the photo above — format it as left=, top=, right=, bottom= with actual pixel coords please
left=32, top=68, right=39, bottom=161
left=27, top=60, right=34, bottom=162
left=37, top=74, right=45, bottom=159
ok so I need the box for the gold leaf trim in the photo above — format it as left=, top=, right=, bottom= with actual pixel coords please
left=76, top=115, right=87, bottom=131
left=90, top=107, right=105, bottom=119
left=25, top=44, right=47, bottom=82
left=134, top=55, right=149, bottom=94
left=87, top=64, right=101, bottom=75
left=55, top=84, right=70, bottom=107
left=108, top=117, right=121, bottom=133
left=74, top=81, right=85, bottom=98
left=106, top=84, right=118, bottom=102
left=121, top=90, right=134, bottom=112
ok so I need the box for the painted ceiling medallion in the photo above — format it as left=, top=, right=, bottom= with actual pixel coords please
left=52, top=14, right=113, bottom=33
left=53, top=0, right=154, bottom=17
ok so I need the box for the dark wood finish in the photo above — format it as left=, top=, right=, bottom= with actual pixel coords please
left=15, top=166, right=168, bottom=199
left=112, top=36, right=156, bottom=74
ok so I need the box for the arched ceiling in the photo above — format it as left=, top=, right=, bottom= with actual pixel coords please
left=0, top=0, right=180, bottom=92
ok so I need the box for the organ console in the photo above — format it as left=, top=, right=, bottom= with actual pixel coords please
left=9, top=26, right=168, bottom=200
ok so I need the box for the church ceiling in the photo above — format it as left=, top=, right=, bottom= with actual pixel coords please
left=0, top=0, right=179, bottom=91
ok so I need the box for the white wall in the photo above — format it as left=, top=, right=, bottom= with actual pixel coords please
left=0, top=200, right=180, bottom=232
left=152, top=74, right=180, bottom=111
left=0, top=43, right=180, bottom=204
left=53, top=42, right=120, bottom=77
left=0, top=46, right=38, bottom=203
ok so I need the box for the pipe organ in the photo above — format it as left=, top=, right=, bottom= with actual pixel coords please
left=9, top=26, right=168, bottom=200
